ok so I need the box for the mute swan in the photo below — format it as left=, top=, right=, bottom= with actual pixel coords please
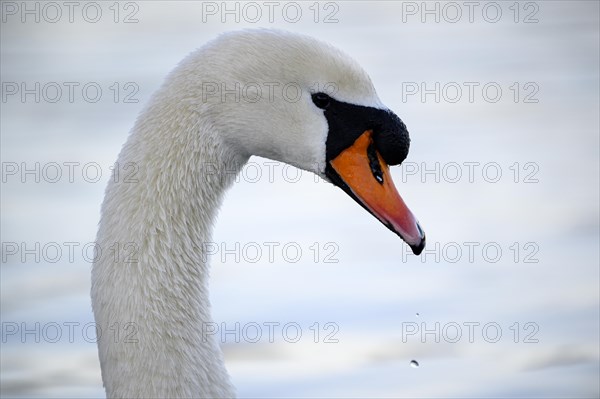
left=92, top=29, right=425, bottom=398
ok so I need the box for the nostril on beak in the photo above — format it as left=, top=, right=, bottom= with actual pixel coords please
left=367, top=139, right=384, bottom=184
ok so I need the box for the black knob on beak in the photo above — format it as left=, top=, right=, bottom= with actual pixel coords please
left=372, top=111, right=410, bottom=166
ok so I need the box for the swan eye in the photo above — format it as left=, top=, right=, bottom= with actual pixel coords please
left=312, top=92, right=331, bottom=109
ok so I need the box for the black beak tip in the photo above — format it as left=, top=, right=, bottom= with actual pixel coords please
left=410, top=222, right=426, bottom=255
left=410, top=235, right=426, bottom=256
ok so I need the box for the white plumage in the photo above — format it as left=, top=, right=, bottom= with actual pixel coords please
left=92, top=29, right=391, bottom=398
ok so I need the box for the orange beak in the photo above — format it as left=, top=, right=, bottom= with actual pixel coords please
left=329, top=130, right=425, bottom=255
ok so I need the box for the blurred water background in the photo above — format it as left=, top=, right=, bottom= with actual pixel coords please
left=1, top=1, right=599, bottom=397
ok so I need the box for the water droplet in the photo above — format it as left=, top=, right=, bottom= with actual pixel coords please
left=410, top=360, right=419, bottom=368
left=415, top=313, right=420, bottom=317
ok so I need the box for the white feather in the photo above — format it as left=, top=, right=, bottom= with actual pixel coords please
left=92, top=29, right=382, bottom=398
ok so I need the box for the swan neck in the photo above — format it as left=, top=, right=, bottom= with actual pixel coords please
left=92, top=99, right=245, bottom=398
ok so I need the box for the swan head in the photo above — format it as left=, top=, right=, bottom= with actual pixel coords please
left=178, top=29, right=425, bottom=254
